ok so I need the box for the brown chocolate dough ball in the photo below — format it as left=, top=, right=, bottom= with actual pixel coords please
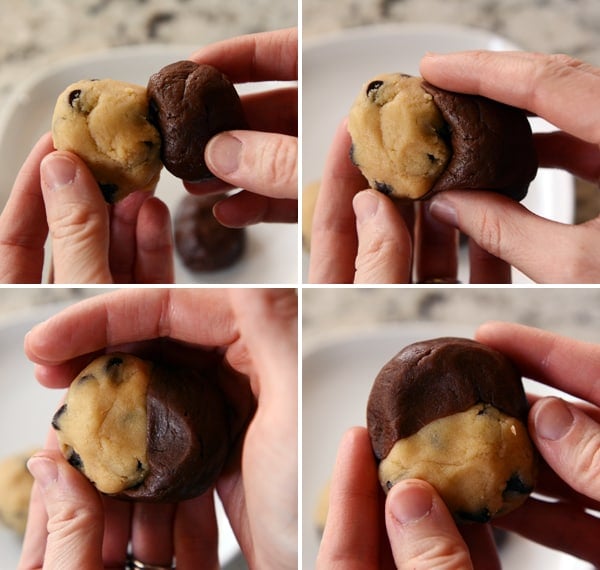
left=367, top=337, right=537, bottom=523
left=348, top=74, right=537, bottom=201
left=147, top=60, right=247, bottom=181
left=174, top=193, right=246, bottom=272
left=52, top=353, right=230, bottom=502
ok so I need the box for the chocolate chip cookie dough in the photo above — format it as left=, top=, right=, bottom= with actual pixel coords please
left=348, top=74, right=537, bottom=201
left=0, top=450, right=37, bottom=534
left=52, top=79, right=162, bottom=203
left=367, top=337, right=537, bottom=523
left=52, top=352, right=230, bottom=502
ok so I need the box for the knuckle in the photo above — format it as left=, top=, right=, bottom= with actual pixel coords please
left=404, top=536, right=473, bottom=570
left=49, top=208, right=105, bottom=243
left=476, top=206, right=505, bottom=257
left=260, top=136, right=298, bottom=191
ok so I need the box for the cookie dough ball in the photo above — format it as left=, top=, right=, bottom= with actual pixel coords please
left=367, top=337, right=537, bottom=523
left=52, top=79, right=162, bottom=203
left=349, top=74, right=451, bottom=199
left=302, top=180, right=320, bottom=252
left=147, top=61, right=247, bottom=181
left=349, top=74, right=537, bottom=201
left=174, top=193, right=246, bottom=272
left=52, top=353, right=230, bottom=502
left=0, top=450, right=37, bottom=534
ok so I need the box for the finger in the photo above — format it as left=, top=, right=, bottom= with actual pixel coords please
left=308, top=120, right=365, bottom=283
left=204, top=130, right=297, bottom=200
left=226, top=289, right=298, bottom=568
left=134, top=197, right=174, bottom=283
left=494, top=496, right=600, bottom=566
left=213, top=191, right=297, bottom=226
left=25, top=289, right=236, bottom=375
left=175, top=492, right=220, bottom=570
left=40, top=151, right=112, bottom=284
left=534, top=131, right=600, bottom=184
left=420, top=51, right=600, bottom=143
left=189, top=27, right=297, bottom=83
left=183, top=177, right=235, bottom=197
left=241, top=88, right=298, bottom=135
left=475, top=322, right=600, bottom=404
left=414, top=201, right=458, bottom=283
left=353, top=190, right=412, bottom=283
left=130, top=503, right=176, bottom=568
left=529, top=397, right=600, bottom=501
left=385, top=479, right=476, bottom=570
left=0, top=132, right=53, bottom=283
left=101, top=496, right=132, bottom=567
left=317, top=427, right=383, bottom=569
left=108, top=191, right=153, bottom=283
left=23, top=451, right=104, bottom=570
left=429, top=190, right=595, bottom=283
left=20, top=478, right=49, bottom=569
left=468, top=239, right=512, bottom=284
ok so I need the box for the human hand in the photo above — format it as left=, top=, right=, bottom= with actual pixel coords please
left=421, top=51, right=600, bottom=283
left=0, top=133, right=174, bottom=284
left=20, top=288, right=298, bottom=570
left=308, top=121, right=510, bottom=283
left=316, top=427, right=499, bottom=569
left=474, top=322, right=600, bottom=565
left=185, top=27, right=298, bottom=226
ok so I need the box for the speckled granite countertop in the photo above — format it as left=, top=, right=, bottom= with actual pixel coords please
left=303, top=0, right=599, bottom=221
left=0, top=0, right=297, bottom=109
left=303, top=288, right=600, bottom=345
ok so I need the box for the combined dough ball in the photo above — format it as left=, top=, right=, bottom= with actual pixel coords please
left=348, top=73, right=537, bottom=201
left=367, top=337, right=537, bottom=523
left=52, top=352, right=230, bottom=502
left=52, top=79, right=162, bottom=203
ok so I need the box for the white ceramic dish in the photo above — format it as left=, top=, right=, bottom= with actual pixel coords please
left=0, top=44, right=297, bottom=284
left=302, top=24, right=575, bottom=283
left=0, top=303, right=239, bottom=567
left=302, top=322, right=592, bottom=569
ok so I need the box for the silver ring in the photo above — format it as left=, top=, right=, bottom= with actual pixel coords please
left=127, top=557, right=175, bottom=570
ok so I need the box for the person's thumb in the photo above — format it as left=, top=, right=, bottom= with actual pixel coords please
left=205, top=130, right=297, bottom=199
left=40, top=151, right=112, bottom=283
left=353, top=190, right=412, bottom=283
left=27, top=451, right=104, bottom=570
left=386, top=479, right=473, bottom=570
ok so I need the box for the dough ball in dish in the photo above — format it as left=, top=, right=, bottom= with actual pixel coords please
left=348, top=74, right=537, bottom=201
left=52, top=79, right=162, bottom=203
left=147, top=60, right=247, bottom=181
left=0, top=450, right=37, bottom=534
left=174, top=193, right=246, bottom=272
left=52, top=352, right=230, bottom=502
left=367, top=337, right=537, bottom=523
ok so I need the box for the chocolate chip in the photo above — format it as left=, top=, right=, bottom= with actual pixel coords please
left=67, top=449, right=83, bottom=470
left=99, top=183, right=119, bottom=203
left=366, top=80, right=384, bottom=99
left=136, top=459, right=144, bottom=472
left=458, top=508, right=492, bottom=523
left=68, top=89, right=82, bottom=107
left=349, top=143, right=358, bottom=167
left=51, top=404, right=67, bottom=430
left=375, top=181, right=394, bottom=196
left=503, top=473, right=533, bottom=497
left=77, top=373, right=96, bottom=384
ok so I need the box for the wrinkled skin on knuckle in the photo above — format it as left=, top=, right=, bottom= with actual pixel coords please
left=355, top=231, right=399, bottom=275
left=569, top=428, right=600, bottom=496
left=262, top=136, right=297, bottom=191
left=49, top=207, right=106, bottom=243
left=475, top=206, right=505, bottom=258
left=403, top=535, right=473, bottom=570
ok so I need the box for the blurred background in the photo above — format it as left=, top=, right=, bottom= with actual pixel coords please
left=0, top=0, right=297, bottom=109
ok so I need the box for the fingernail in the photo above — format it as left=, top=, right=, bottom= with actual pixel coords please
left=535, top=397, right=574, bottom=441
left=206, top=133, right=242, bottom=175
left=429, top=196, right=458, bottom=227
left=27, top=456, right=58, bottom=491
left=41, top=154, right=77, bottom=191
left=353, top=190, right=379, bottom=225
left=389, top=481, right=433, bottom=525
